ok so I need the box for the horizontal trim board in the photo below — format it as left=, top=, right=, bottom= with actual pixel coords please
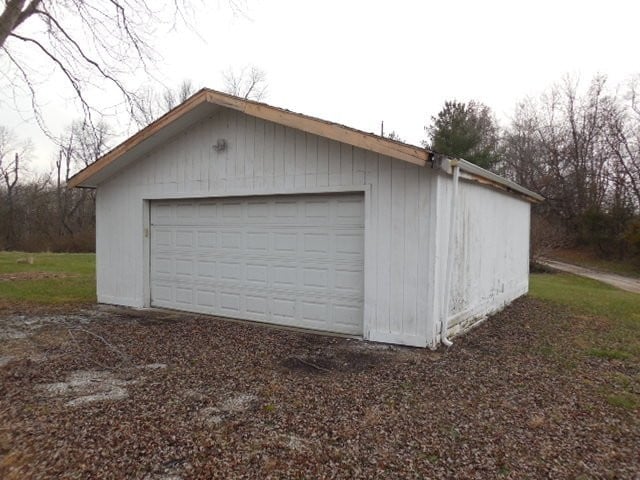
left=142, top=185, right=371, bottom=201
left=367, top=330, right=428, bottom=347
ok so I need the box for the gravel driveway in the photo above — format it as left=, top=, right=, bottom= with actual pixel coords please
left=540, top=258, right=640, bottom=294
left=0, top=299, right=638, bottom=479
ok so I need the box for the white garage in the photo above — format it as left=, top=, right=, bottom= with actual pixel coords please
left=69, top=88, right=542, bottom=348
left=149, top=194, right=364, bottom=335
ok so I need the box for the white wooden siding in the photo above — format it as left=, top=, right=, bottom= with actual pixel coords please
left=96, top=108, right=438, bottom=346
left=438, top=176, right=531, bottom=337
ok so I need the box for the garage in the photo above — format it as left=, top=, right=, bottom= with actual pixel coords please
left=71, top=88, right=542, bottom=347
left=149, top=193, right=365, bottom=335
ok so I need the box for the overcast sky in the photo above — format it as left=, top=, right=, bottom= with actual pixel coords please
left=2, top=0, right=639, bottom=172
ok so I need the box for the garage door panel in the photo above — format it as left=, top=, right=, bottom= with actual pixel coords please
left=153, top=229, right=173, bottom=247
left=195, top=289, right=216, bottom=308
left=336, top=198, right=365, bottom=224
left=196, top=260, right=216, bottom=278
left=220, top=231, right=242, bottom=250
left=175, top=287, right=193, bottom=305
left=196, top=231, right=217, bottom=248
left=301, top=300, right=329, bottom=324
left=175, top=260, right=194, bottom=280
left=247, top=201, right=270, bottom=219
left=335, top=233, right=365, bottom=255
left=152, top=257, right=172, bottom=276
left=335, top=267, right=364, bottom=293
left=333, top=304, right=362, bottom=330
left=273, top=232, right=297, bottom=253
left=175, top=203, right=196, bottom=220
left=304, top=200, right=330, bottom=222
left=152, top=283, right=173, bottom=303
left=151, top=203, right=175, bottom=223
left=246, top=295, right=269, bottom=317
left=197, top=202, right=218, bottom=219
left=150, top=193, right=364, bottom=335
left=302, top=266, right=329, bottom=289
left=246, top=232, right=269, bottom=251
left=219, top=261, right=242, bottom=281
left=222, top=201, right=242, bottom=218
left=219, top=291, right=241, bottom=313
left=245, top=263, right=268, bottom=285
left=303, top=232, right=330, bottom=254
left=272, top=264, right=297, bottom=287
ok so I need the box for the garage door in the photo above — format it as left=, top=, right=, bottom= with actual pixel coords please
left=149, top=193, right=364, bottom=335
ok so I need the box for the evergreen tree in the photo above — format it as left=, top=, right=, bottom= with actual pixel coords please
left=426, top=100, right=500, bottom=169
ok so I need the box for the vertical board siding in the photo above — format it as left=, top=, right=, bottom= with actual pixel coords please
left=96, top=109, right=528, bottom=346
left=96, top=108, right=439, bottom=345
left=374, top=155, right=392, bottom=335
left=443, top=176, right=530, bottom=336
left=389, top=162, right=406, bottom=334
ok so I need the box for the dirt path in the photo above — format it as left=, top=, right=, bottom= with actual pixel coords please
left=540, top=258, right=640, bottom=294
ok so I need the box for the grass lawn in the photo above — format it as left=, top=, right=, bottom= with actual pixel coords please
left=531, top=273, right=640, bottom=356
left=530, top=272, right=639, bottom=410
left=0, top=252, right=96, bottom=305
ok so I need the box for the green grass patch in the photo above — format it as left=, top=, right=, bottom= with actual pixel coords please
left=606, top=392, right=639, bottom=410
left=0, top=252, right=95, bottom=275
left=587, top=348, right=631, bottom=361
left=529, top=273, right=640, bottom=333
left=530, top=273, right=640, bottom=408
left=0, top=252, right=96, bottom=304
left=529, top=273, right=640, bottom=360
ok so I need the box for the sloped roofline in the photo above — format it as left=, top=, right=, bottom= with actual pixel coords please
left=67, top=88, right=543, bottom=202
left=67, top=88, right=430, bottom=188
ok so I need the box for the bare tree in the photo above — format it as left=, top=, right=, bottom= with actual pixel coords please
left=503, top=76, right=616, bottom=221
left=385, top=131, right=405, bottom=142
left=0, top=125, right=30, bottom=248
left=133, top=79, right=197, bottom=127
left=603, top=77, right=640, bottom=209
left=54, top=120, right=109, bottom=237
left=502, top=74, right=640, bottom=258
left=0, top=2, right=240, bottom=137
left=164, top=79, right=196, bottom=110
left=223, top=65, right=268, bottom=100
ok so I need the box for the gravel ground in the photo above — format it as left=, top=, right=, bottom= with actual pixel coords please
left=0, top=298, right=638, bottom=479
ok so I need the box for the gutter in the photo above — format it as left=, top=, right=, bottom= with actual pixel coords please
left=455, top=158, right=544, bottom=203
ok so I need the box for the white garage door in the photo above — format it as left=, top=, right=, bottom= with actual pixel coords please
left=149, top=193, right=364, bottom=335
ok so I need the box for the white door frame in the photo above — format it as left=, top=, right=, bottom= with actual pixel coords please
left=142, top=185, right=372, bottom=338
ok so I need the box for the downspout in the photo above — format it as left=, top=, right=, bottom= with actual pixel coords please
left=441, top=159, right=460, bottom=347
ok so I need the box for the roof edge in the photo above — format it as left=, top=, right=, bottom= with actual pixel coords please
left=67, top=88, right=543, bottom=204
left=446, top=157, right=544, bottom=203
left=68, top=88, right=431, bottom=188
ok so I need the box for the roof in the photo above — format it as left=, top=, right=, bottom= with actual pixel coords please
left=67, top=88, right=543, bottom=202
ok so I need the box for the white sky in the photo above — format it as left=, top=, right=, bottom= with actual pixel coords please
left=2, top=0, right=639, bottom=173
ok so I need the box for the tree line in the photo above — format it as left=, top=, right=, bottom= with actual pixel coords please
left=0, top=73, right=267, bottom=253
left=1, top=74, right=639, bottom=262
left=426, top=75, right=640, bottom=263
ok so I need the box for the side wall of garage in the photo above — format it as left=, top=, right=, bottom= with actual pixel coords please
left=435, top=174, right=531, bottom=339
left=96, top=108, right=440, bottom=346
